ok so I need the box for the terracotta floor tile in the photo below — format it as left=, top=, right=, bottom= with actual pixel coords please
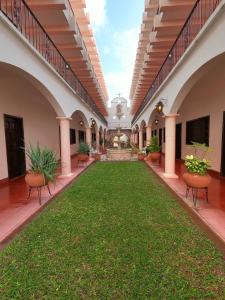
left=145, top=157, right=225, bottom=243
left=0, top=158, right=95, bottom=244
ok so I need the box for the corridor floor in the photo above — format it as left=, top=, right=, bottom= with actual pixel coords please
left=0, top=162, right=224, bottom=299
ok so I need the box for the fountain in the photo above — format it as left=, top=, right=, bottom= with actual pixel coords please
left=107, top=100, right=135, bottom=161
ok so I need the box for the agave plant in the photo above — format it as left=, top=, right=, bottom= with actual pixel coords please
left=25, top=143, right=58, bottom=182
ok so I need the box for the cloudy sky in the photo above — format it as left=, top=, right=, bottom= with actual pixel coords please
left=85, top=0, right=144, bottom=106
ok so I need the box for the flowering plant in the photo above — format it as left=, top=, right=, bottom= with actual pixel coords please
left=184, top=142, right=211, bottom=175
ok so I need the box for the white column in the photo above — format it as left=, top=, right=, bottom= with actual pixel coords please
left=96, top=130, right=100, bottom=152
left=86, top=127, right=92, bottom=146
left=57, top=117, right=72, bottom=177
left=139, top=130, right=143, bottom=150
left=146, top=125, right=152, bottom=146
left=163, top=114, right=178, bottom=179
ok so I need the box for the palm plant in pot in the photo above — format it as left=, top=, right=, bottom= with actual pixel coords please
left=25, top=143, right=58, bottom=187
left=183, top=142, right=211, bottom=188
left=146, top=135, right=161, bottom=162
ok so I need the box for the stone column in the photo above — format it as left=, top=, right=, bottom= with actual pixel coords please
left=139, top=130, right=143, bottom=150
left=164, top=114, right=178, bottom=178
left=57, top=117, right=72, bottom=177
left=146, top=125, right=152, bottom=146
left=96, top=130, right=100, bottom=152
left=86, top=127, right=92, bottom=147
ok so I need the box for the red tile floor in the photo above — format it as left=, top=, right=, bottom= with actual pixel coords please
left=0, top=157, right=94, bottom=246
left=145, top=156, right=225, bottom=247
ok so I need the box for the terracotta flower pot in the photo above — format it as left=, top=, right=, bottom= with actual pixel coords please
left=77, top=154, right=89, bottom=162
left=25, top=172, right=45, bottom=187
left=138, top=154, right=145, bottom=161
left=95, top=153, right=101, bottom=161
left=183, top=172, right=212, bottom=188
left=148, top=152, right=161, bottom=162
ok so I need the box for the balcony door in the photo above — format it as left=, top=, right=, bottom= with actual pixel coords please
left=4, top=115, right=26, bottom=179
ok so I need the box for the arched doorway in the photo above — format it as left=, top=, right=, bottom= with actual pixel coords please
left=0, top=63, right=63, bottom=180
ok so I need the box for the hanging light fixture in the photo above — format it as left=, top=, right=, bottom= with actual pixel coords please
left=91, top=118, right=96, bottom=127
left=154, top=119, right=159, bottom=125
left=79, top=120, right=84, bottom=127
left=155, top=101, right=164, bottom=113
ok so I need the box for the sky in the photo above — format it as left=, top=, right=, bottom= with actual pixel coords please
left=85, top=0, right=144, bottom=106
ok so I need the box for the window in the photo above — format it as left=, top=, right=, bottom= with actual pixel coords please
left=70, top=129, right=76, bottom=145
left=163, top=128, right=165, bottom=143
left=186, top=116, right=210, bottom=146
left=79, top=130, right=85, bottom=143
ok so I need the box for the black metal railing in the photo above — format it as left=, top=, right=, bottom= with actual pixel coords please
left=0, top=0, right=107, bottom=125
left=132, top=0, right=221, bottom=125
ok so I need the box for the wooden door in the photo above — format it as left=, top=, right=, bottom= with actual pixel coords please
left=176, top=123, right=182, bottom=160
left=4, top=115, right=26, bottom=179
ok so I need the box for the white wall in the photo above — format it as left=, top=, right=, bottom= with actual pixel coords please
left=0, top=69, right=60, bottom=180
left=177, top=60, right=225, bottom=172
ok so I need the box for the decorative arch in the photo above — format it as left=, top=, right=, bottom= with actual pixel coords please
left=169, top=53, right=225, bottom=114
left=70, top=110, right=89, bottom=128
left=0, top=62, right=65, bottom=117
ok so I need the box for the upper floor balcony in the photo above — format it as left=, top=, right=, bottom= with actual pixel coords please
left=132, top=0, right=221, bottom=125
left=0, top=0, right=107, bottom=125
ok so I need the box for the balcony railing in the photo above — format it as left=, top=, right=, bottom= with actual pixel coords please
left=132, top=0, right=221, bottom=125
left=0, top=0, right=107, bottom=125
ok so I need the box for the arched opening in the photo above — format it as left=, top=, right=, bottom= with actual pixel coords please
left=148, top=110, right=165, bottom=153
left=90, top=118, right=99, bottom=150
left=170, top=54, right=225, bottom=173
left=140, top=120, right=147, bottom=147
left=70, top=110, right=89, bottom=154
left=0, top=62, right=63, bottom=180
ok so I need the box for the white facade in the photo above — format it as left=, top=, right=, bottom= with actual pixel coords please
left=107, top=97, right=132, bottom=130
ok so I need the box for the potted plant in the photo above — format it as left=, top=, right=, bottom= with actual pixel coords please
left=25, top=143, right=58, bottom=187
left=77, top=142, right=90, bottom=164
left=183, top=142, right=212, bottom=188
left=146, top=135, right=161, bottom=162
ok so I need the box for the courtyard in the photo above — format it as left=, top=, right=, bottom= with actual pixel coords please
left=0, top=162, right=224, bottom=299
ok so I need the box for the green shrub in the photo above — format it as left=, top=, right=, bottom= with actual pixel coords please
left=146, top=135, right=161, bottom=153
left=79, top=142, right=90, bottom=154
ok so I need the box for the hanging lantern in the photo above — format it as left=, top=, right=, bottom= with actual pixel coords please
left=79, top=120, right=84, bottom=127
left=155, top=101, right=164, bottom=113
left=154, top=119, right=159, bottom=125
left=91, top=118, right=96, bottom=127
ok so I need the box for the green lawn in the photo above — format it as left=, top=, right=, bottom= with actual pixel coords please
left=0, top=162, right=225, bottom=299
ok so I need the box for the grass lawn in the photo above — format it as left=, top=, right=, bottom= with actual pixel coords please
left=0, top=162, right=225, bottom=299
